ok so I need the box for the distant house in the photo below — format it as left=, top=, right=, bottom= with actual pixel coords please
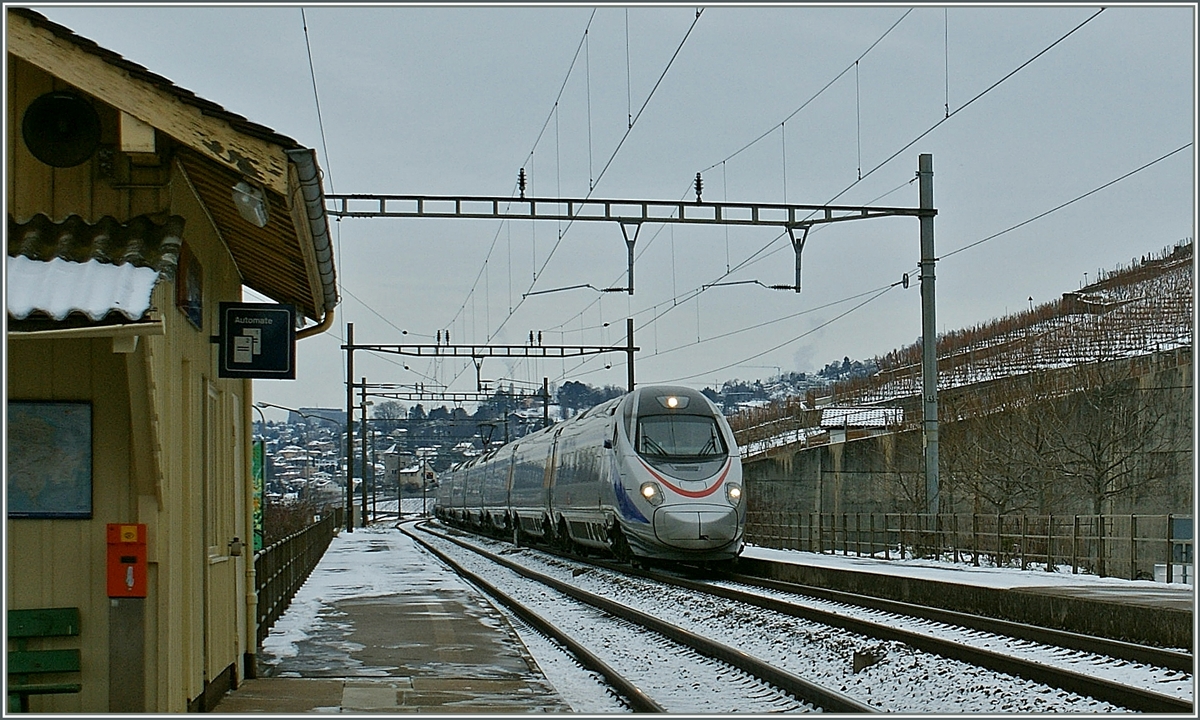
left=819, top=406, right=903, bottom=445
left=6, top=9, right=338, bottom=713
left=819, top=406, right=903, bottom=429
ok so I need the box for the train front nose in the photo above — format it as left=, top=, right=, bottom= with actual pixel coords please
left=653, top=504, right=741, bottom=549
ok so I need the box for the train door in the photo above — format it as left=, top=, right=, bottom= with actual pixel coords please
left=504, top=446, right=518, bottom=516
left=543, top=427, right=563, bottom=533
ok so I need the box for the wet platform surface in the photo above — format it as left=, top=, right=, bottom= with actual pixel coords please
left=213, top=526, right=570, bottom=713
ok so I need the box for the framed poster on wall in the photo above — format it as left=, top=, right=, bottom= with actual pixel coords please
left=176, top=243, right=203, bottom=330
left=6, top=401, right=93, bottom=518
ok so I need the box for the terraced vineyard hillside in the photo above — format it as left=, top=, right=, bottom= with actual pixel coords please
left=732, top=239, right=1193, bottom=450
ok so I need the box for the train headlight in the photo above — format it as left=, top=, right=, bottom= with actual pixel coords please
left=725, top=483, right=743, bottom=506
left=640, top=481, right=664, bottom=506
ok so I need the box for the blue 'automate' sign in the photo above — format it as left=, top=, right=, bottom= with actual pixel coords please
left=218, top=303, right=296, bottom=379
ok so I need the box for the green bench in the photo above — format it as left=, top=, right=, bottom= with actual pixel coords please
left=7, top=608, right=82, bottom=712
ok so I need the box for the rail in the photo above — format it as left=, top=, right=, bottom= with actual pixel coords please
left=744, top=512, right=1193, bottom=583
left=253, top=508, right=343, bottom=645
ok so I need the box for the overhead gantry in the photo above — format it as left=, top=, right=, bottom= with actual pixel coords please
left=331, top=154, right=940, bottom=529
left=326, top=189, right=927, bottom=293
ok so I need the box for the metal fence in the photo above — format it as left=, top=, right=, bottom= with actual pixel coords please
left=254, top=507, right=343, bottom=646
left=745, top=512, right=1193, bottom=583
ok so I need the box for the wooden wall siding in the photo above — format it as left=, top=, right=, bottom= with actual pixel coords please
left=5, top=337, right=131, bottom=712
left=148, top=175, right=251, bottom=709
left=7, top=56, right=169, bottom=224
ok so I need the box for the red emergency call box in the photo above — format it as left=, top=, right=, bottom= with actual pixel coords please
left=106, top=523, right=147, bottom=598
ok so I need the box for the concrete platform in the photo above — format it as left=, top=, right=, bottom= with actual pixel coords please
left=211, top=526, right=571, bottom=713
left=214, top=675, right=569, bottom=714
left=738, top=550, right=1194, bottom=650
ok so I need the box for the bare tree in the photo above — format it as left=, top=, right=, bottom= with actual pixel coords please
left=1036, top=363, right=1174, bottom=515
left=372, top=400, right=406, bottom=420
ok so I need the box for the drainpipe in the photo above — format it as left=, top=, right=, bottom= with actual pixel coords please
left=285, top=147, right=339, bottom=335
left=297, top=307, right=335, bottom=340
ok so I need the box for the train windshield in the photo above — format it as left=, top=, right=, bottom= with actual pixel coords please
left=636, top=415, right=727, bottom=460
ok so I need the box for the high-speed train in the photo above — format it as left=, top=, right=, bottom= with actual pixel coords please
left=434, top=384, right=745, bottom=565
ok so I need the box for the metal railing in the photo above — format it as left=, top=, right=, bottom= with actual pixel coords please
left=254, top=507, right=343, bottom=645
left=744, top=512, right=1193, bottom=583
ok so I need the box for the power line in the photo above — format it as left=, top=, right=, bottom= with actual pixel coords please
left=519, top=8, right=929, bottom=351
left=341, top=7, right=1137, bottom=401
left=444, top=8, right=707, bottom=388
left=942, top=143, right=1193, bottom=261
left=825, top=7, right=1106, bottom=207
left=574, top=134, right=1186, bottom=386
left=439, top=4, right=596, bottom=340
left=534, top=8, right=707, bottom=276
left=701, top=8, right=912, bottom=173
left=300, top=7, right=349, bottom=385
left=608, top=6, right=1113, bottom=382
left=301, top=9, right=335, bottom=196
left=668, top=284, right=899, bottom=383
left=685, top=4, right=1108, bottom=310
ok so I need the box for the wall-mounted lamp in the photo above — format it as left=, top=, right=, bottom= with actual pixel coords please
left=232, top=181, right=269, bottom=227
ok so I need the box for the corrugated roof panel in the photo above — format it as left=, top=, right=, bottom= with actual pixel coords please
left=820, top=407, right=903, bottom=428
left=8, top=214, right=183, bottom=274
left=6, top=213, right=183, bottom=325
left=7, top=254, right=160, bottom=321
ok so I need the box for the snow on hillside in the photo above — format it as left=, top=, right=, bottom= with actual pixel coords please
left=734, top=239, right=1193, bottom=457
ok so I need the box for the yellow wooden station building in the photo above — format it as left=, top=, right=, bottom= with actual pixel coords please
left=6, top=8, right=338, bottom=712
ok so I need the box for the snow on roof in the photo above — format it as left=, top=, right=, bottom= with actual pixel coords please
left=819, top=406, right=902, bottom=428
left=7, top=213, right=182, bottom=325
left=7, top=254, right=161, bottom=322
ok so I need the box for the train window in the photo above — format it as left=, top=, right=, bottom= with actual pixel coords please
left=636, top=415, right=727, bottom=460
left=623, top=395, right=635, bottom=439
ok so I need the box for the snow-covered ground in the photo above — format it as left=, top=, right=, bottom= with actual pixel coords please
left=743, top=544, right=1197, bottom=592
left=259, top=505, right=1194, bottom=712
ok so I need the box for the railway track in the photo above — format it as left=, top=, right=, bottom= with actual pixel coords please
left=404, top=522, right=872, bottom=713
left=635, top=564, right=1194, bottom=713
left=415, top=521, right=1192, bottom=713
left=708, top=566, right=1193, bottom=671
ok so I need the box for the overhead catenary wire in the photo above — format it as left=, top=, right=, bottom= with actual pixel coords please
left=445, top=8, right=691, bottom=341
left=442, top=8, right=707, bottom=389
left=300, top=7, right=358, bottom=383
left=668, top=283, right=899, bottom=383
left=944, top=7, right=950, bottom=119
left=329, top=7, right=1162, bottom=402
left=568, top=134, right=1189, bottom=388
left=651, top=5, right=1112, bottom=330
left=705, top=5, right=1111, bottom=283
left=701, top=8, right=913, bottom=174
left=822, top=6, right=1106, bottom=208
left=540, top=175, right=916, bottom=342
left=449, top=7, right=926, bottom=388
left=301, top=10, right=450, bottom=390
left=941, top=143, right=1194, bottom=261
left=550, top=7, right=930, bottom=340
left=437, top=8, right=599, bottom=351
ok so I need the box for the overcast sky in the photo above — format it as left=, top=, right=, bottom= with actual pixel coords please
left=21, top=3, right=1196, bottom=421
